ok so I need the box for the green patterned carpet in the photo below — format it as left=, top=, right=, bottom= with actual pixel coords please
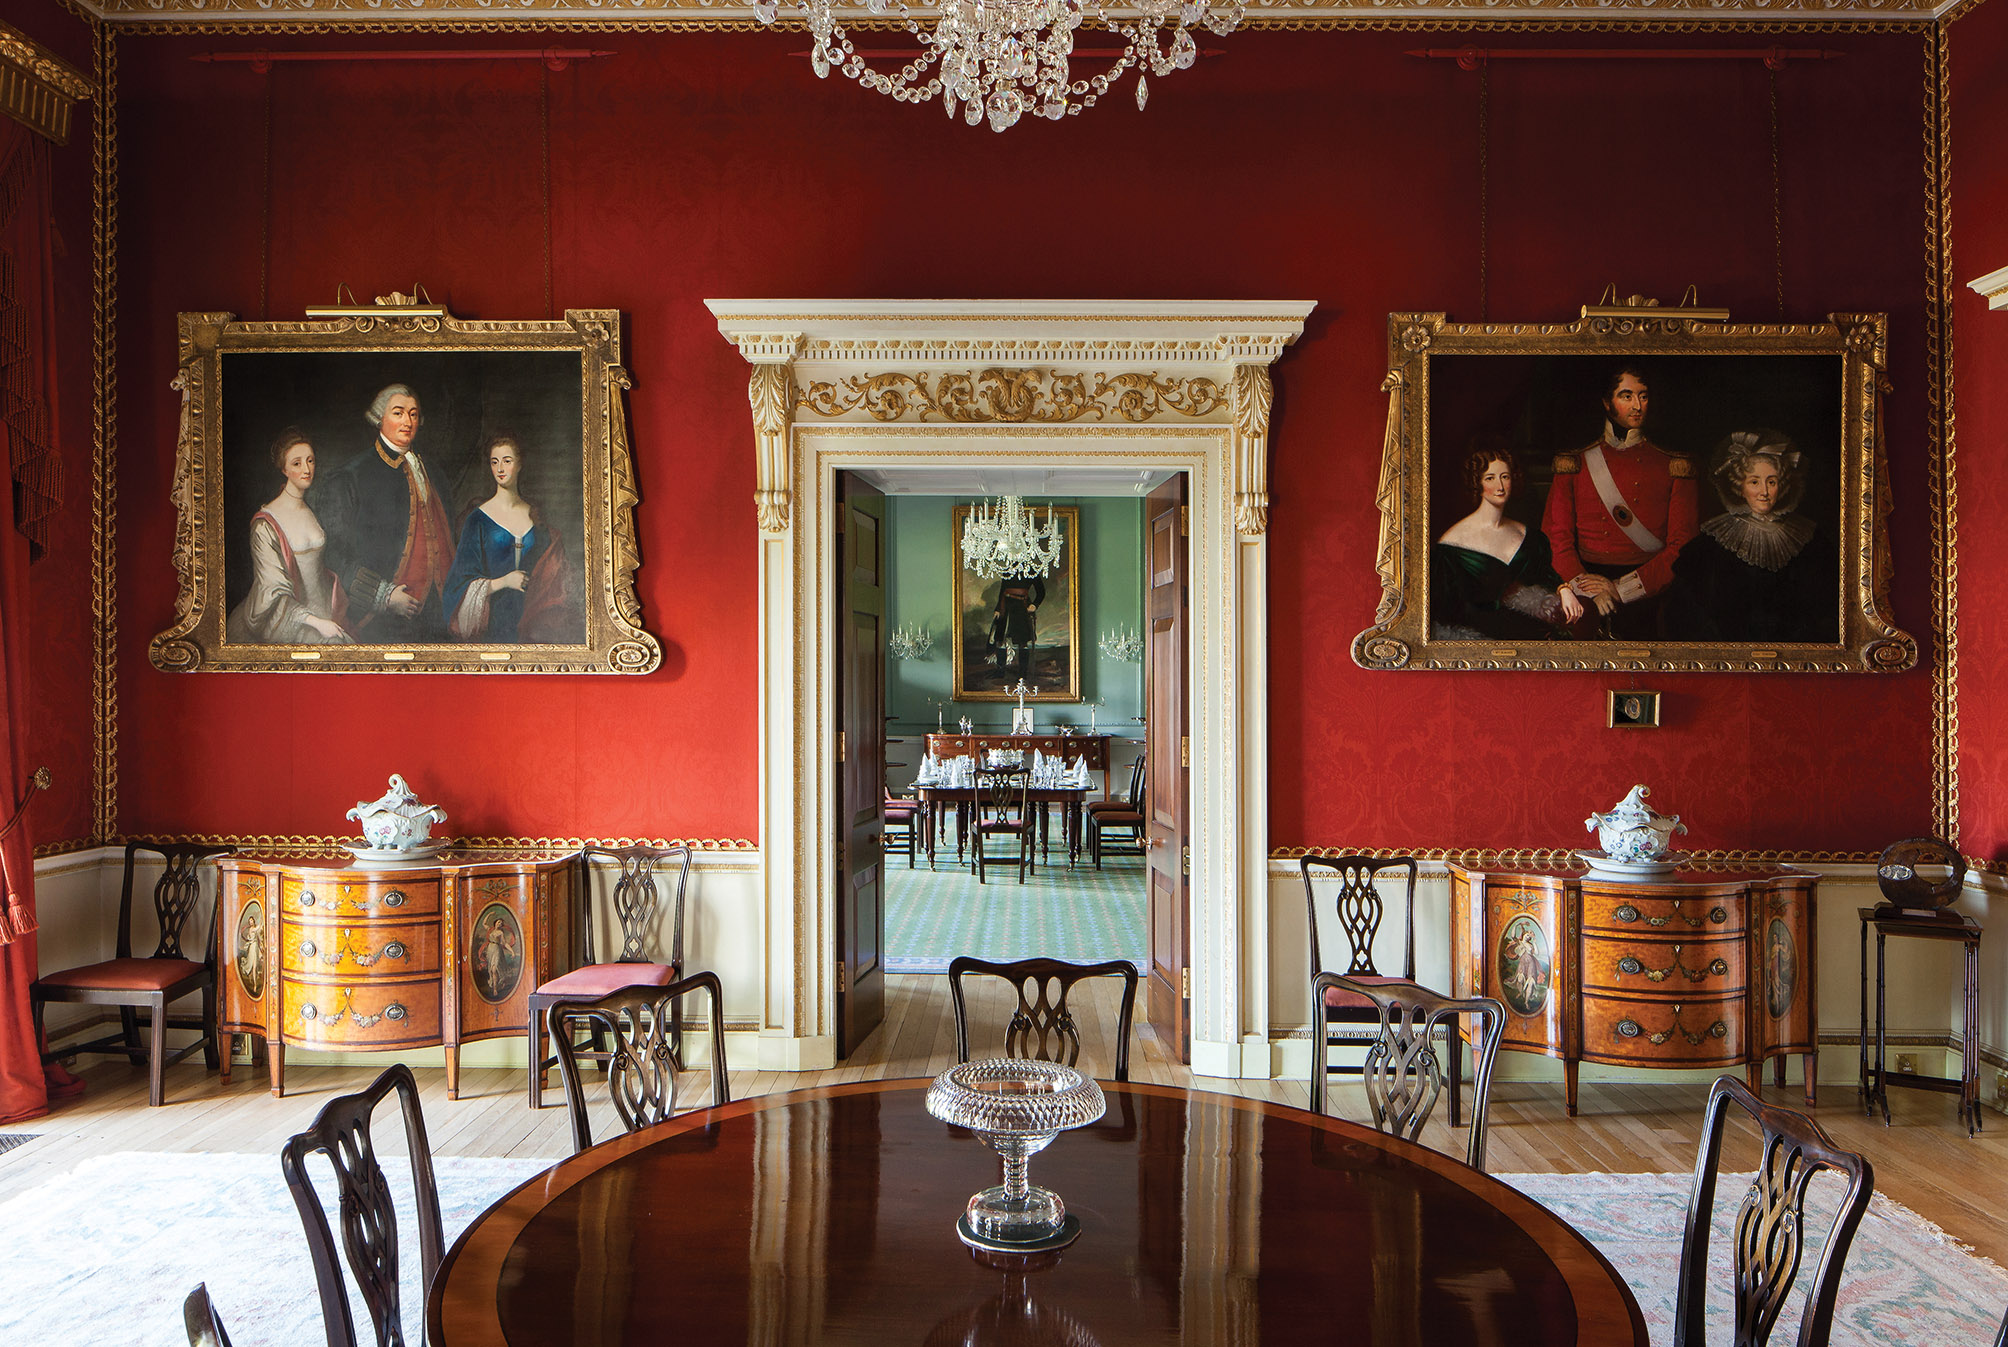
left=885, top=851, right=1148, bottom=973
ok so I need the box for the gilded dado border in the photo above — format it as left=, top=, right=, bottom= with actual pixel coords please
left=1275, top=846, right=1883, bottom=868
left=126, top=833, right=758, bottom=856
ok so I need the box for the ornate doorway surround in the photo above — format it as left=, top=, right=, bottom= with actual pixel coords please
left=710, top=301, right=1314, bottom=1076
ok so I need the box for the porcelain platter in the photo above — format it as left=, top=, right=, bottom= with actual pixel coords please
left=1576, top=849, right=1689, bottom=881
left=341, top=840, right=453, bottom=868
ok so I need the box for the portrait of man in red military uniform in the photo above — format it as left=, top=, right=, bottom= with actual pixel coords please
left=1540, top=365, right=1699, bottom=639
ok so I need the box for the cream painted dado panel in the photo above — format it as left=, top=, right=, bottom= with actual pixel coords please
left=1267, top=859, right=2004, bottom=1108
left=31, top=850, right=766, bottom=1069
left=26, top=848, right=122, bottom=1042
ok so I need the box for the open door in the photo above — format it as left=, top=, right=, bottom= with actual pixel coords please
left=1144, top=475, right=1190, bottom=1061
left=835, top=473, right=886, bottom=1056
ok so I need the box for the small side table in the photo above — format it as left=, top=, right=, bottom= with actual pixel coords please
left=1858, top=904, right=1984, bottom=1135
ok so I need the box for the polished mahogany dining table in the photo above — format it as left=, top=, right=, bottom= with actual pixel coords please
left=429, top=1079, right=1646, bottom=1346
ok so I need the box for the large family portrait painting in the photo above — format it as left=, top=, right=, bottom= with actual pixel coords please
left=1353, top=310, right=1916, bottom=674
left=151, top=308, right=660, bottom=674
left=949, top=503, right=1081, bottom=702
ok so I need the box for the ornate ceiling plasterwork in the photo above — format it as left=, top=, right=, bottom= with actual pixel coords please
left=75, top=0, right=1946, bottom=25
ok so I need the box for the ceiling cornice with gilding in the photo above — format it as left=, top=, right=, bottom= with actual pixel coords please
left=69, top=0, right=1951, bottom=29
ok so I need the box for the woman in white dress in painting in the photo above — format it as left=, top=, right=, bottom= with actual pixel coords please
left=226, top=428, right=351, bottom=644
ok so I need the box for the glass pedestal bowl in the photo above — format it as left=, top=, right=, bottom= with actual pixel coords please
left=925, top=1059, right=1106, bottom=1253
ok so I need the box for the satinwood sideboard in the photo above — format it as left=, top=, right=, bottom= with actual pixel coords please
left=214, top=852, right=576, bottom=1098
left=1448, top=863, right=1817, bottom=1115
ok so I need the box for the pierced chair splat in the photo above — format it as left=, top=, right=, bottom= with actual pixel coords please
left=31, top=841, right=232, bottom=1106
left=1312, top=973, right=1505, bottom=1171
left=526, top=844, right=690, bottom=1109
left=1302, top=854, right=1471, bottom=1123
left=948, top=955, right=1138, bottom=1081
left=280, top=1063, right=445, bottom=1347
left=548, top=971, right=731, bottom=1153
left=1675, top=1075, right=1874, bottom=1347
left=972, top=768, right=1034, bottom=885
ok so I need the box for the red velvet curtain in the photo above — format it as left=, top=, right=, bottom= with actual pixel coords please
left=0, top=118, right=69, bottom=1124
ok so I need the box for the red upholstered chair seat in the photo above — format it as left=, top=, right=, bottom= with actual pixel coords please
left=529, top=845, right=693, bottom=1109
left=37, top=957, right=204, bottom=993
left=1091, top=809, right=1144, bottom=828
left=1086, top=799, right=1136, bottom=817
left=29, top=840, right=233, bottom=1107
left=1321, top=972, right=1413, bottom=1012
left=532, top=962, right=678, bottom=998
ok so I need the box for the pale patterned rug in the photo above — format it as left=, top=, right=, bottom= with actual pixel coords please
left=0, top=1153, right=2001, bottom=1345
left=884, top=851, right=1148, bottom=973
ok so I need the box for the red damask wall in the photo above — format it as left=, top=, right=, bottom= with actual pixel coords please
left=16, top=4, right=98, bottom=850
left=106, top=27, right=1936, bottom=851
left=1951, top=0, right=2008, bottom=864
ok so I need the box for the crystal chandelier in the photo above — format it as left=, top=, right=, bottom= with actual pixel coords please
left=753, top=0, right=1243, bottom=133
left=961, top=496, right=1064, bottom=579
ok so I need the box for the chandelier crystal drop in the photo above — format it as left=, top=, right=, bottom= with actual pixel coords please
left=961, top=496, right=1064, bottom=580
left=754, top=0, right=1242, bottom=132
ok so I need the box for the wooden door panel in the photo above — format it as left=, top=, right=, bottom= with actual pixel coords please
left=1144, top=477, right=1188, bottom=1060
left=837, top=476, right=886, bottom=1055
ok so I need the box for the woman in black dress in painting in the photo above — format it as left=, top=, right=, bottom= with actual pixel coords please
left=1664, top=431, right=1837, bottom=643
left=1431, top=446, right=1585, bottom=639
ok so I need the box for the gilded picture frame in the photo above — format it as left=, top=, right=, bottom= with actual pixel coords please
left=150, top=307, right=660, bottom=674
left=950, top=503, right=1081, bottom=702
left=1352, top=309, right=1915, bottom=673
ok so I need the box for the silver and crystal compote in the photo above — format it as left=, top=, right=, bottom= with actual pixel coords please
left=925, top=1059, right=1105, bottom=1253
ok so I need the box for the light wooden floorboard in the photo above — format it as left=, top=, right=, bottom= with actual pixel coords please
left=5, top=973, right=2004, bottom=1267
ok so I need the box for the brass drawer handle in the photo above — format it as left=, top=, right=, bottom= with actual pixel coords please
left=1615, top=1007, right=1729, bottom=1047
left=1611, top=902, right=1730, bottom=929
left=299, top=890, right=318, bottom=908
left=349, top=940, right=408, bottom=969
left=1617, top=946, right=1731, bottom=985
left=300, top=940, right=317, bottom=959
left=382, top=890, right=407, bottom=908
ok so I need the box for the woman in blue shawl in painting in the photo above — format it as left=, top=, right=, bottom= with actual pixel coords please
left=444, top=434, right=585, bottom=643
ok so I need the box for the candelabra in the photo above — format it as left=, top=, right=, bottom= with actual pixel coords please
left=1099, top=626, right=1144, bottom=662
left=889, top=622, right=934, bottom=661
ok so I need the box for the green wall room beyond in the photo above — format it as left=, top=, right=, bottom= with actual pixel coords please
left=884, top=496, right=1146, bottom=746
